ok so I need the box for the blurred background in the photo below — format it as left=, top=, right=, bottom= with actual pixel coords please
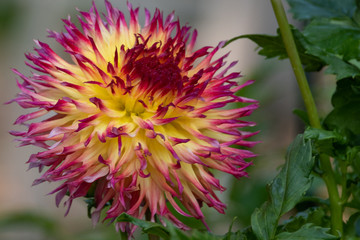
left=0, top=0, right=333, bottom=239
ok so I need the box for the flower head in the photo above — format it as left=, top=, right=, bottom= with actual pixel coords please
left=10, top=0, right=258, bottom=232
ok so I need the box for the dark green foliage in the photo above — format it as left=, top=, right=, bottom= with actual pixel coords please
left=324, top=78, right=360, bottom=144
left=225, top=29, right=324, bottom=72
left=0, top=212, right=60, bottom=239
left=251, top=135, right=314, bottom=240
left=286, top=0, right=356, bottom=20
left=228, top=177, right=268, bottom=226
left=0, top=0, right=23, bottom=36
left=303, top=19, right=360, bottom=61
left=280, top=207, right=331, bottom=233
left=275, top=224, right=337, bottom=240
left=344, top=212, right=360, bottom=238
left=225, top=0, right=360, bottom=79
left=117, top=213, right=170, bottom=239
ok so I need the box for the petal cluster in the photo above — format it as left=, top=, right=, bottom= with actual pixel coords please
left=10, top=0, right=258, bottom=232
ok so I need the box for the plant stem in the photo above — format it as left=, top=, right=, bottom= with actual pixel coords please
left=270, top=0, right=343, bottom=236
left=120, top=230, right=128, bottom=240
left=271, top=0, right=320, bottom=128
left=319, top=154, right=343, bottom=236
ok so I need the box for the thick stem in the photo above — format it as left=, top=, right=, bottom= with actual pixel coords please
left=319, top=154, right=343, bottom=236
left=270, top=0, right=343, bottom=236
left=271, top=0, right=320, bottom=128
left=340, top=160, right=349, bottom=203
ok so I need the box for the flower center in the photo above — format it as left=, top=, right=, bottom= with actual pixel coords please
left=132, top=55, right=183, bottom=98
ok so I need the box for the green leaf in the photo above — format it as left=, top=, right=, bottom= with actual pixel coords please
left=347, top=181, right=360, bottom=211
left=344, top=212, right=360, bottom=238
left=348, top=146, right=360, bottom=172
left=317, top=52, right=360, bottom=79
left=293, top=17, right=360, bottom=79
left=166, top=221, right=190, bottom=240
left=238, top=226, right=258, bottom=240
left=275, top=224, right=337, bottom=240
left=224, top=34, right=286, bottom=59
left=298, top=34, right=360, bottom=79
left=330, top=78, right=360, bottom=107
left=221, top=217, right=251, bottom=240
left=222, top=217, right=238, bottom=240
left=280, top=207, right=331, bottom=233
left=324, top=78, right=360, bottom=141
left=303, top=18, right=360, bottom=61
left=293, top=109, right=310, bottom=126
left=287, top=0, right=357, bottom=20
left=165, top=220, right=222, bottom=240
left=189, top=230, right=222, bottom=240
left=224, top=29, right=324, bottom=72
left=166, top=198, right=207, bottom=230
left=251, top=135, right=314, bottom=240
left=304, top=127, right=347, bottom=156
left=228, top=177, right=268, bottom=226
left=116, top=213, right=170, bottom=239
left=221, top=230, right=248, bottom=240
left=304, top=128, right=344, bottom=142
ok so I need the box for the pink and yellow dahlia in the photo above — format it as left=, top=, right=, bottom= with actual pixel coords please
left=10, top=0, right=258, bottom=232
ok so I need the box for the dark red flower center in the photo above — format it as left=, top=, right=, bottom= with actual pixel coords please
left=133, top=55, right=183, bottom=97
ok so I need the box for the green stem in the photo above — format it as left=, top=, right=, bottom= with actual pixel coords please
left=120, top=230, right=128, bottom=240
left=340, top=156, right=350, bottom=204
left=270, top=0, right=343, bottom=236
left=319, top=154, right=343, bottom=236
left=271, top=0, right=320, bottom=128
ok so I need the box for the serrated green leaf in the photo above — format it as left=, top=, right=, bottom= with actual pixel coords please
left=304, top=128, right=344, bottom=142
left=322, top=54, right=360, bottom=79
left=304, top=127, right=347, bottom=156
left=293, top=17, right=360, bottom=79
left=287, top=0, right=356, bottom=20
left=298, top=36, right=360, bottom=79
left=225, top=29, right=324, bottom=72
left=251, top=135, right=314, bottom=240
left=303, top=18, right=360, bottom=61
left=116, top=213, right=170, bottom=239
left=275, top=223, right=337, bottom=240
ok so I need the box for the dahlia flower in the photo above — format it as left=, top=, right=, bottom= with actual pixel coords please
left=10, top=0, right=258, bottom=232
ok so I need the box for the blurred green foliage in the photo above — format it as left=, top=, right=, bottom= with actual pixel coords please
left=0, top=0, right=22, bottom=39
